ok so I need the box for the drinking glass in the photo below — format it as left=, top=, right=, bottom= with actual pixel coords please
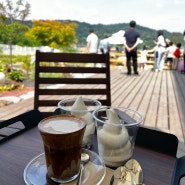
left=93, top=106, right=144, bottom=168
left=38, top=115, right=86, bottom=183
left=57, top=97, right=102, bottom=149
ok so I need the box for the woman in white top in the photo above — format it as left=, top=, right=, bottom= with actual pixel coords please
left=153, top=30, right=166, bottom=72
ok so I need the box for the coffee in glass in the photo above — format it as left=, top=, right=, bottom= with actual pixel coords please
left=38, top=115, right=86, bottom=183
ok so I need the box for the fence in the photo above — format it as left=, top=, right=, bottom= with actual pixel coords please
left=0, top=44, right=39, bottom=56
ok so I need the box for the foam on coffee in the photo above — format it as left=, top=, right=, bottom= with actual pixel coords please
left=39, top=116, right=85, bottom=134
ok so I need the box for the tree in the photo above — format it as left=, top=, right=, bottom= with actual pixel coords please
left=0, top=0, right=31, bottom=68
left=26, top=20, right=77, bottom=51
left=170, top=32, right=183, bottom=45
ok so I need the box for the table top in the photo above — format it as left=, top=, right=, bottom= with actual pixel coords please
left=0, top=126, right=176, bottom=185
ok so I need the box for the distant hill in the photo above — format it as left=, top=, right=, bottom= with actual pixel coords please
left=68, top=20, right=183, bottom=49
left=25, top=19, right=183, bottom=49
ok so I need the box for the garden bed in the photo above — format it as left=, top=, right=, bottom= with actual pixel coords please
left=0, top=86, right=34, bottom=97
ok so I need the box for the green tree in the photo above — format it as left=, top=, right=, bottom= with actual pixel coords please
left=26, top=20, right=77, bottom=51
left=170, top=32, right=183, bottom=45
left=0, top=0, right=31, bottom=68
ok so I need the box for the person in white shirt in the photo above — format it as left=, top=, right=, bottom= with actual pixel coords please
left=139, top=45, right=148, bottom=70
left=165, top=41, right=176, bottom=70
left=86, top=29, right=98, bottom=53
left=153, top=30, right=166, bottom=72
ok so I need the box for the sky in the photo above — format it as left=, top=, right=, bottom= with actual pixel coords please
left=26, top=0, right=185, bottom=33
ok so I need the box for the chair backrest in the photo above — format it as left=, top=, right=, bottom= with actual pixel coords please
left=135, top=126, right=179, bottom=157
left=0, top=110, right=43, bottom=144
left=34, top=50, right=111, bottom=118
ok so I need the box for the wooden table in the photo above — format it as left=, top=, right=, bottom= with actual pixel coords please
left=0, top=126, right=176, bottom=185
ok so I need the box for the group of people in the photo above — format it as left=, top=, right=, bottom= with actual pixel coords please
left=86, top=29, right=110, bottom=55
left=86, top=20, right=141, bottom=75
left=138, top=31, right=185, bottom=73
left=123, top=23, right=185, bottom=74
left=86, top=21, right=185, bottom=75
left=165, top=41, right=182, bottom=71
left=152, top=30, right=184, bottom=73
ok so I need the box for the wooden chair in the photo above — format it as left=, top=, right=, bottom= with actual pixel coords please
left=171, top=156, right=185, bottom=185
left=0, top=110, right=43, bottom=144
left=34, top=50, right=111, bottom=118
left=135, top=126, right=185, bottom=185
left=135, top=126, right=178, bottom=156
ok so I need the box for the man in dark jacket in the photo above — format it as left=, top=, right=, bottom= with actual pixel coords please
left=123, top=20, right=140, bottom=75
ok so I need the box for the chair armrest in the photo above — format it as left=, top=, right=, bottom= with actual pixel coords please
left=0, top=110, right=43, bottom=144
left=135, top=126, right=178, bottom=157
left=171, top=155, right=185, bottom=185
left=53, top=108, right=62, bottom=115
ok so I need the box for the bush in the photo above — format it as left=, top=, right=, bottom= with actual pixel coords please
left=6, top=70, right=25, bottom=82
left=0, top=65, right=6, bottom=72
left=0, top=54, right=34, bottom=81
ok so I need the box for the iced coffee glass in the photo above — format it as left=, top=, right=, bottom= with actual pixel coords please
left=93, top=106, right=144, bottom=168
left=38, top=115, right=86, bottom=183
left=57, top=97, right=102, bottom=149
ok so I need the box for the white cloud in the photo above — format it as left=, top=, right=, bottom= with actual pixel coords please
left=156, top=2, right=165, bottom=8
left=174, top=0, right=185, bottom=4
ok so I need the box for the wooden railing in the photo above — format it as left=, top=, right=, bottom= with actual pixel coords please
left=109, top=51, right=155, bottom=67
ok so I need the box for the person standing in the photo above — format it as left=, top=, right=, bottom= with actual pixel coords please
left=172, top=43, right=181, bottom=70
left=139, top=45, right=148, bottom=70
left=123, top=20, right=140, bottom=75
left=165, top=41, right=175, bottom=70
left=153, top=30, right=166, bottom=72
left=99, top=35, right=110, bottom=54
left=86, top=29, right=98, bottom=54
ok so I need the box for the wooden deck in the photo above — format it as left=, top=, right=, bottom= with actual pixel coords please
left=1, top=67, right=185, bottom=157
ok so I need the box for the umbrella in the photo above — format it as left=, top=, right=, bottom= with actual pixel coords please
left=107, top=30, right=125, bottom=45
left=107, top=30, right=143, bottom=45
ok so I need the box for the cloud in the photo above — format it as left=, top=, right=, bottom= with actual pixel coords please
left=155, top=0, right=170, bottom=8
left=156, top=2, right=165, bottom=8
left=174, top=0, right=185, bottom=4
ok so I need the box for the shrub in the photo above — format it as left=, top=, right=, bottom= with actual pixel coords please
left=0, top=65, right=6, bottom=72
left=6, top=70, right=25, bottom=82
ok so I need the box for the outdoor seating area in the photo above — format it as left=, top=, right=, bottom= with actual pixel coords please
left=0, top=52, right=185, bottom=184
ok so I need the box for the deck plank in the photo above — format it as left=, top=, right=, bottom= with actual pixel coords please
left=170, top=71, right=185, bottom=157
left=157, top=71, right=169, bottom=132
left=137, top=71, right=157, bottom=126
left=144, top=72, right=160, bottom=128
